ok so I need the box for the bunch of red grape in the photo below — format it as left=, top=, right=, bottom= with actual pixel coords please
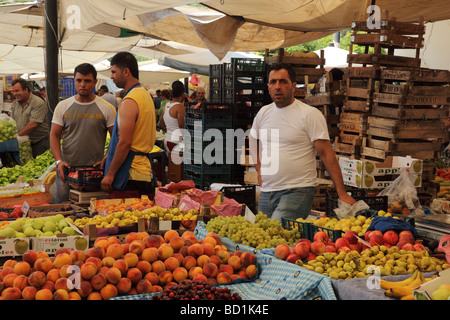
left=152, top=280, right=242, bottom=300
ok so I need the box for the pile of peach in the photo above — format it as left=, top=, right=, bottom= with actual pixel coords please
left=0, top=230, right=257, bottom=300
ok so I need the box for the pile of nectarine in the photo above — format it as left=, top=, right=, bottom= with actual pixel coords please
left=0, top=230, right=257, bottom=300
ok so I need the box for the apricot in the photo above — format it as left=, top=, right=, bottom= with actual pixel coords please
left=158, top=270, right=173, bottom=286
left=59, top=264, right=75, bottom=279
left=107, top=236, right=121, bottom=245
left=46, top=268, right=61, bottom=283
left=158, top=244, right=174, bottom=261
left=151, top=285, right=163, bottom=293
left=141, top=247, right=158, bottom=263
left=122, top=243, right=130, bottom=255
left=169, top=236, right=185, bottom=251
left=22, top=250, right=38, bottom=266
left=116, top=277, right=132, bottom=295
left=129, top=240, right=146, bottom=256
left=197, top=254, right=211, bottom=268
left=182, top=255, right=197, bottom=270
left=126, top=267, right=143, bottom=284
left=55, top=277, right=70, bottom=292
left=136, top=279, right=152, bottom=294
left=3, top=259, right=17, bottom=269
left=187, top=243, right=204, bottom=258
left=151, top=260, right=166, bottom=275
left=106, top=243, right=124, bottom=260
left=219, top=264, right=234, bottom=276
left=188, top=266, right=203, bottom=279
left=216, top=271, right=232, bottom=284
left=94, top=237, right=110, bottom=251
left=53, top=288, right=69, bottom=300
left=102, top=256, right=116, bottom=268
left=173, top=253, right=184, bottom=264
left=192, top=273, right=207, bottom=282
left=206, top=232, right=222, bottom=245
left=113, top=259, right=129, bottom=275
left=41, top=280, right=55, bottom=293
left=35, top=288, right=53, bottom=300
left=36, top=251, right=49, bottom=260
left=3, top=273, right=18, bottom=287
left=136, top=260, right=152, bottom=274
left=85, top=256, right=102, bottom=269
left=77, top=280, right=93, bottom=298
left=52, top=253, right=72, bottom=269
left=28, top=270, right=46, bottom=288
left=240, top=252, right=256, bottom=267
left=144, top=235, right=164, bottom=248
left=22, top=286, right=37, bottom=300
left=1, top=266, right=14, bottom=281
left=86, top=246, right=105, bottom=259
left=91, top=272, right=107, bottom=290
left=87, top=292, right=103, bottom=300
left=202, top=262, right=219, bottom=278
left=179, top=246, right=190, bottom=257
left=125, top=232, right=141, bottom=244
left=245, top=264, right=258, bottom=279
left=1, top=287, right=21, bottom=300
left=202, top=243, right=215, bottom=256
left=164, top=230, right=179, bottom=243
left=70, top=250, right=87, bottom=263
left=13, top=261, right=31, bottom=276
left=173, top=267, right=188, bottom=282
left=144, top=272, right=159, bottom=285
left=124, top=252, right=139, bottom=268
left=216, top=249, right=231, bottom=264
left=12, top=275, right=29, bottom=291
left=68, top=291, right=82, bottom=300
left=228, top=255, right=242, bottom=271
left=164, top=256, right=180, bottom=271
left=80, top=262, right=98, bottom=280
left=100, top=283, right=118, bottom=300
left=54, top=248, right=71, bottom=257
left=105, top=267, right=122, bottom=284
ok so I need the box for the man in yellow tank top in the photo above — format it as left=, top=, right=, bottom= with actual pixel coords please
left=101, top=52, right=156, bottom=197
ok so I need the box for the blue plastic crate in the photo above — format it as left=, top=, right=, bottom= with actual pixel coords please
left=60, top=77, right=76, bottom=97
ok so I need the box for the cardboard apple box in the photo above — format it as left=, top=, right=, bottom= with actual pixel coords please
left=30, top=221, right=89, bottom=255
left=339, top=156, right=423, bottom=176
left=0, top=237, right=31, bottom=257
left=342, top=172, right=422, bottom=189
left=412, top=268, right=450, bottom=300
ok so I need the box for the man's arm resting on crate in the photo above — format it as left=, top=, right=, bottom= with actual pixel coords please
left=314, top=139, right=356, bottom=206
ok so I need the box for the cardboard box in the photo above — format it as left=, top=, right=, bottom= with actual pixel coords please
left=339, top=156, right=423, bottom=189
left=412, top=268, right=450, bottom=300
left=342, top=172, right=422, bottom=189
left=89, top=196, right=150, bottom=213
left=31, top=222, right=89, bottom=255
left=339, top=156, right=423, bottom=176
left=69, top=189, right=107, bottom=204
left=27, top=203, right=85, bottom=218
left=0, top=237, right=31, bottom=257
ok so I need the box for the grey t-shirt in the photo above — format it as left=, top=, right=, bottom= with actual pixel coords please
left=52, top=96, right=116, bottom=167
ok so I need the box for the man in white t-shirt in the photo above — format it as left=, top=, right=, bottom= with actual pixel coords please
left=249, top=63, right=355, bottom=221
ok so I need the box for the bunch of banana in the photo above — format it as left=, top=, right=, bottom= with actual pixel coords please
left=382, top=270, right=438, bottom=300
left=43, top=171, right=56, bottom=185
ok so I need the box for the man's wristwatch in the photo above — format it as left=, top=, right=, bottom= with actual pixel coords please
left=55, top=160, right=62, bottom=166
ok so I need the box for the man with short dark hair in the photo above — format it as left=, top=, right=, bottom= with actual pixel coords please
left=50, top=63, right=116, bottom=203
left=101, top=52, right=156, bottom=198
left=10, top=78, right=50, bottom=158
left=250, top=63, right=355, bottom=221
left=98, top=84, right=118, bottom=110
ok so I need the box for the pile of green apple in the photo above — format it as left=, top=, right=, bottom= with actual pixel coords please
left=0, top=149, right=54, bottom=187
left=0, top=214, right=79, bottom=239
left=0, top=120, right=17, bottom=143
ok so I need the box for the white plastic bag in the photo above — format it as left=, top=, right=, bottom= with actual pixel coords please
left=17, top=135, right=33, bottom=165
left=0, top=114, right=17, bottom=143
left=334, top=199, right=370, bottom=219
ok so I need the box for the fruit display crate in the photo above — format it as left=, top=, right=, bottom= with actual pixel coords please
left=325, top=189, right=388, bottom=217
left=220, top=185, right=256, bottom=215
left=343, top=67, right=380, bottom=114
left=64, top=166, right=104, bottom=190
left=183, top=163, right=232, bottom=190
left=27, top=203, right=85, bottom=218
left=280, top=217, right=312, bottom=241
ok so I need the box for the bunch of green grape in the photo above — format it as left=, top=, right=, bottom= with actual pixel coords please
left=206, top=212, right=301, bottom=249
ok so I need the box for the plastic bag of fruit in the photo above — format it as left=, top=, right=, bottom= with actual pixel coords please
left=334, top=199, right=369, bottom=219
left=17, top=135, right=33, bottom=165
left=0, top=114, right=17, bottom=143
left=378, top=168, right=424, bottom=216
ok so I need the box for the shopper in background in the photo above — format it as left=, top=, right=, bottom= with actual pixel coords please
left=101, top=52, right=156, bottom=198
left=50, top=63, right=116, bottom=203
left=158, top=80, right=185, bottom=153
left=98, top=84, right=118, bottom=110
left=10, top=78, right=50, bottom=158
left=157, top=89, right=171, bottom=121
left=192, top=86, right=208, bottom=106
left=249, top=63, right=355, bottom=221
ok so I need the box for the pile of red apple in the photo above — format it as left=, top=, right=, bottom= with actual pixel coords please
left=0, top=207, right=23, bottom=220
left=275, top=229, right=426, bottom=264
